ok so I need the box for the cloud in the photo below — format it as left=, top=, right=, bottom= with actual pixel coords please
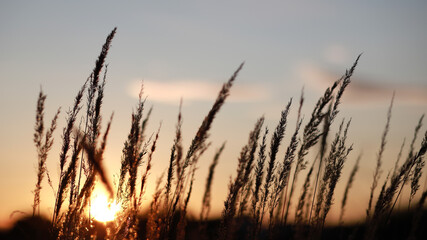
left=323, top=44, right=350, bottom=65
left=127, top=79, right=270, bottom=104
left=295, top=62, right=427, bottom=106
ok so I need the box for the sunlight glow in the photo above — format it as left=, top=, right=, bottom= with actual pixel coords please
left=90, top=194, right=120, bottom=223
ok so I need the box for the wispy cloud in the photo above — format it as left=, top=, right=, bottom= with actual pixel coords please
left=323, top=44, right=350, bottom=65
left=127, top=79, right=270, bottom=104
left=295, top=62, right=427, bottom=106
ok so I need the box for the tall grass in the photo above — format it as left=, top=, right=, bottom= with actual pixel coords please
left=366, top=93, right=394, bottom=220
left=17, top=28, right=427, bottom=240
left=33, top=90, right=61, bottom=216
left=339, top=152, right=361, bottom=224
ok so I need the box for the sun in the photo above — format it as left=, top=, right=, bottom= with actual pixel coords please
left=90, top=194, right=120, bottom=223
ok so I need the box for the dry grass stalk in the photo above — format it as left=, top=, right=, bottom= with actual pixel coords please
left=312, top=121, right=350, bottom=222
left=220, top=117, right=264, bottom=240
left=409, top=114, right=425, bottom=208
left=293, top=160, right=316, bottom=240
left=162, top=105, right=184, bottom=240
left=182, top=62, right=244, bottom=172
left=295, top=160, right=315, bottom=225
left=174, top=62, right=243, bottom=197
left=339, top=152, right=361, bottom=224
left=146, top=174, right=165, bottom=240
left=271, top=119, right=301, bottom=226
left=376, top=112, right=425, bottom=224
left=366, top=93, right=394, bottom=219
left=80, top=115, right=114, bottom=205
left=59, top=83, right=87, bottom=174
left=175, top=142, right=211, bottom=240
left=392, top=139, right=406, bottom=178
left=308, top=54, right=360, bottom=224
left=409, top=152, right=425, bottom=208
left=308, top=103, right=332, bottom=223
left=263, top=100, right=295, bottom=229
left=53, top=130, right=84, bottom=225
left=277, top=88, right=305, bottom=224
left=237, top=117, right=265, bottom=217
left=201, top=142, right=226, bottom=222
left=285, top=79, right=337, bottom=224
left=408, top=114, right=425, bottom=161
left=89, top=65, right=107, bottom=143
left=60, top=115, right=114, bottom=238
left=320, top=120, right=352, bottom=225
left=138, top=123, right=161, bottom=207
left=76, top=27, right=116, bottom=196
left=69, top=122, right=83, bottom=203
left=183, top=141, right=211, bottom=215
left=165, top=103, right=182, bottom=215
left=371, top=130, right=427, bottom=231
left=251, top=127, right=269, bottom=238
left=381, top=111, right=424, bottom=223
left=284, top=55, right=360, bottom=225
left=117, top=85, right=146, bottom=204
left=165, top=103, right=183, bottom=217
left=52, top=83, right=87, bottom=223
left=366, top=114, right=425, bottom=238
left=168, top=63, right=244, bottom=230
left=114, top=85, right=153, bottom=239
left=309, top=119, right=352, bottom=240
left=33, top=89, right=61, bottom=216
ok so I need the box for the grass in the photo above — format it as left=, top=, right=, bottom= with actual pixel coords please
left=2, top=28, right=427, bottom=240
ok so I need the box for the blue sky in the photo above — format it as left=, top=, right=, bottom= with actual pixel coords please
left=1, top=1, right=427, bottom=228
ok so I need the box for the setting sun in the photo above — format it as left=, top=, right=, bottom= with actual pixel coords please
left=90, top=194, right=120, bottom=223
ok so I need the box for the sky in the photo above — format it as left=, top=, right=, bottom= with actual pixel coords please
left=1, top=0, right=427, bottom=229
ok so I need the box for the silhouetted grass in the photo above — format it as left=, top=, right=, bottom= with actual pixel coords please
left=4, top=28, right=427, bottom=240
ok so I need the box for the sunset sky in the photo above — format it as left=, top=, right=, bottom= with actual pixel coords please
left=1, top=1, right=427, bottom=229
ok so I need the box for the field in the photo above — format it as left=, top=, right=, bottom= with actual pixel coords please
left=1, top=28, right=426, bottom=240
